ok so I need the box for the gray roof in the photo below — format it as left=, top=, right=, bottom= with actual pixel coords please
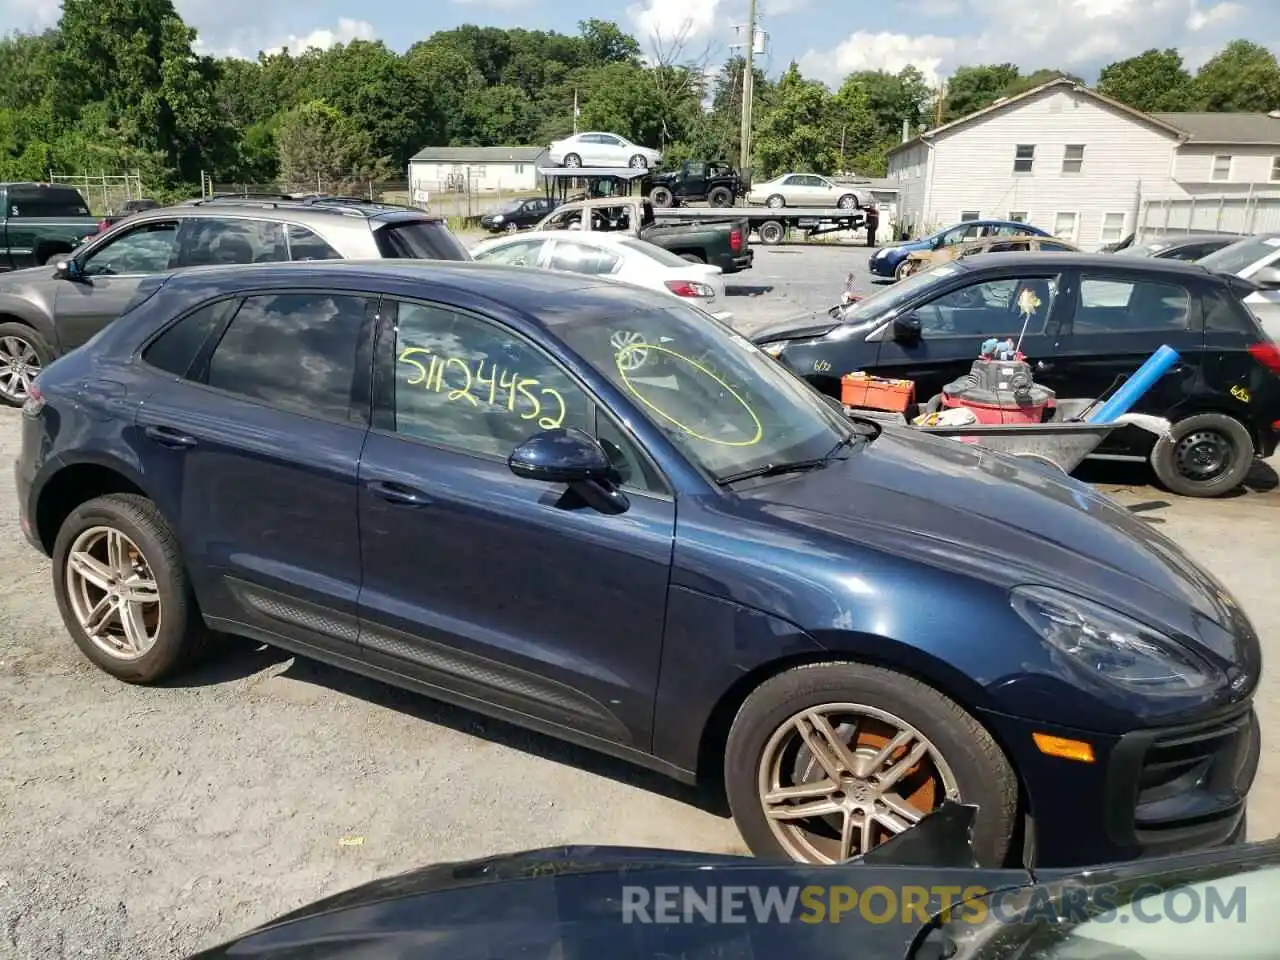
left=410, top=146, right=547, bottom=163
left=1150, top=112, right=1280, bottom=145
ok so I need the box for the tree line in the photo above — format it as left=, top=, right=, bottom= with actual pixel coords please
left=1, top=0, right=1278, bottom=198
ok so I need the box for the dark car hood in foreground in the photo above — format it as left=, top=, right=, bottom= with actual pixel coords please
left=190, top=805, right=1278, bottom=959
left=737, top=425, right=1259, bottom=682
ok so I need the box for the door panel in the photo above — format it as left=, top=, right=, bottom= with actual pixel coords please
left=872, top=275, right=1065, bottom=402
left=54, top=219, right=180, bottom=351
left=357, top=298, right=675, bottom=747
left=133, top=291, right=375, bottom=650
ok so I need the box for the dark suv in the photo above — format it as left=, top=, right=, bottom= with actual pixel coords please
left=0, top=195, right=470, bottom=405
left=753, top=252, right=1280, bottom=497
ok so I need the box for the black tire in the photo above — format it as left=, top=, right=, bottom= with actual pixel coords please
left=707, top=186, right=733, bottom=207
left=758, top=220, right=786, bottom=245
left=564, top=153, right=582, bottom=168
left=766, top=194, right=786, bottom=209
left=837, top=194, right=857, bottom=210
left=1150, top=412, right=1254, bottom=498
left=629, top=154, right=648, bottom=169
left=679, top=253, right=705, bottom=264
left=0, top=320, right=53, bottom=407
left=725, top=662, right=1018, bottom=866
left=894, top=259, right=917, bottom=281
left=51, top=493, right=209, bottom=684
left=504, top=222, right=520, bottom=233
left=650, top=186, right=674, bottom=207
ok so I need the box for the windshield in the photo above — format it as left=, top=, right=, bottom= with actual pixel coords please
left=539, top=285, right=855, bottom=481
left=935, top=855, right=1280, bottom=960
left=838, top=264, right=959, bottom=324
left=1116, top=240, right=1172, bottom=257
left=1199, top=235, right=1280, bottom=275
left=616, top=236, right=691, bottom=268
left=498, top=200, right=525, bottom=212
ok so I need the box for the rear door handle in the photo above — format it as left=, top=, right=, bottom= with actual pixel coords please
left=143, top=425, right=197, bottom=449
left=366, top=480, right=432, bottom=507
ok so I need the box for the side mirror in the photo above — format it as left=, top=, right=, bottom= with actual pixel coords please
left=508, top=427, right=629, bottom=514
left=54, top=258, right=83, bottom=281
left=1253, top=266, right=1280, bottom=290
left=892, top=314, right=923, bottom=343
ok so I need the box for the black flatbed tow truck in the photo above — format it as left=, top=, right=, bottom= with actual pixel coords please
left=537, top=167, right=875, bottom=245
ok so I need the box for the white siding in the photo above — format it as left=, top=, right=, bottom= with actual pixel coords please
left=408, top=160, right=540, bottom=196
left=1173, top=145, right=1280, bottom=185
left=925, top=87, right=1179, bottom=249
left=885, top=142, right=931, bottom=234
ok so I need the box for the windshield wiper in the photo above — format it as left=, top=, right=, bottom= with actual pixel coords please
left=716, top=434, right=861, bottom=485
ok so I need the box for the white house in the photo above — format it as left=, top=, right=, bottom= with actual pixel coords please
left=886, top=79, right=1280, bottom=249
left=408, top=146, right=549, bottom=200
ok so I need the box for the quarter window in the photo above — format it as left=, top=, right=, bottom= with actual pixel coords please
left=912, top=277, right=1059, bottom=337
left=1074, top=277, right=1192, bottom=333
left=204, top=292, right=371, bottom=421
left=388, top=300, right=590, bottom=459
left=81, top=221, right=179, bottom=276
left=287, top=223, right=341, bottom=261
left=142, top=300, right=232, bottom=377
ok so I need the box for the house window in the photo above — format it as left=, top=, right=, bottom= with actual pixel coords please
left=960, top=210, right=980, bottom=221
left=471, top=164, right=487, bottom=177
left=1013, top=145, right=1035, bottom=173
left=1063, top=145, right=1085, bottom=173
left=1271, top=156, right=1280, bottom=182
left=1053, top=211, right=1078, bottom=241
left=1100, top=212, right=1126, bottom=244
left=1212, top=155, right=1232, bottom=181
left=1008, top=211, right=1028, bottom=223
left=513, top=164, right=525, bottom=174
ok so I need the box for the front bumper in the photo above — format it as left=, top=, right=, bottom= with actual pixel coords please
left=984, top=704, right=1259, bottom=868
left=868, top=252, right=895, bottom=277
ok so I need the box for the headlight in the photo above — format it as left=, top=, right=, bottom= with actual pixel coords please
left=760, top=341, right=787, bottom=357
left=1010, top=585, right=1220, bottom=695
left=492, top=214, right=503, bottom=223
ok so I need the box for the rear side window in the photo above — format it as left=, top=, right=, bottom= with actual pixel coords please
left=8, top=187, right=90, bottom=218
left=203, top=292, right=373, bottom=421
left=287, top=224, right=341, bottom=261
left=175, top=217, right=288, bottom=267
left=142, top=300, right=232, bottom=377
left=374, top=220, right=471, bottom=261
left=1075, top=277, right=1192, bottom=333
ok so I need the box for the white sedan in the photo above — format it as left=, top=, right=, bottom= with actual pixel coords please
left=470, top=231, right=731, bottom=320
left=548, top=132, right=662, bottom=169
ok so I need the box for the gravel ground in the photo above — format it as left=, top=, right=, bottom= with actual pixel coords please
left=1, top=243, right=1276, bottom=957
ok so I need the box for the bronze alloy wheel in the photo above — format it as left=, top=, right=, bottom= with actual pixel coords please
left=756, top=702, right=960, bottom=864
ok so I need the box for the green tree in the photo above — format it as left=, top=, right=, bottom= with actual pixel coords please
left=1193, top=40, right=1280, bottom=112
left=753, top=63, right=840, bottom=177
left=1096, top=49, right=1193, bottom=111
left=943, top=63, right=1020, bottom=119
left=275, top=99, right=387, bottom=185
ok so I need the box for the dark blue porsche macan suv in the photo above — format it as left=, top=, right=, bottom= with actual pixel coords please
left=15, top=260, right=1262, bottom=870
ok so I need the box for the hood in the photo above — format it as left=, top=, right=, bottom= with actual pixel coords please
left=735, top=426, right=1259, bottom=678
left=749, top=309, right=841, bottom=343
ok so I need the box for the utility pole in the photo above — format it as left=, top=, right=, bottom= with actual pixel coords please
left=739, top=0, right=757, bottom=177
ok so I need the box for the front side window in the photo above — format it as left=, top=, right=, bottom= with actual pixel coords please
left=82, top=221, right=179, bottom=276
left=204, top=292, right=371, bottom=421
left=473, top=238, right=547, bottom=267
left=913, top=276, right=1060, bottom=337
left=1074, top=277, right=1192, bottom=333
left=176, top=217, right=287, bottom=267
left=537, top=286, right=856, bottom=482
left=940, top=224, right=983, bottom=246
left=389, top=300, right=590, bottom=460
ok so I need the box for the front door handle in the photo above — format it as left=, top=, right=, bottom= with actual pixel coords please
left=366, top=480, right=432, bottom=507
left=143, top=425, right=197, bottom=449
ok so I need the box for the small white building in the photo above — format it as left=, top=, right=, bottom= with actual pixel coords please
left=408, top=146, right=549, bottom=199
left=886, top=79, right=1280, bottom=249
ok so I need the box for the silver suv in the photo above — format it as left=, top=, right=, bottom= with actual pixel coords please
left=0, top=194, right=471, bottom=404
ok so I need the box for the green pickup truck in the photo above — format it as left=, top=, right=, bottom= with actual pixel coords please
left=0, top=182, right=100, bottom=270
left=534, top=197, right=754, bottom=274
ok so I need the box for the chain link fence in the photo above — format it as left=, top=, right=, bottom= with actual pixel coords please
left=48, top=173, right=147, bottom=216
left=208, top=178, right=542, bottom=220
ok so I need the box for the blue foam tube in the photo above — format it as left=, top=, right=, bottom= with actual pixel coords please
left=1085, top=344, right=1180, bottom=423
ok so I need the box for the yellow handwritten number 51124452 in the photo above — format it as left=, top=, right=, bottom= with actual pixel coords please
left=398, top=346, right=567, bottom=429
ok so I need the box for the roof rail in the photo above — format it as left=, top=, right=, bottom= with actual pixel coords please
left=187, top=192, right=295, bottom=206
left=297, top=194, right=424, bottom=213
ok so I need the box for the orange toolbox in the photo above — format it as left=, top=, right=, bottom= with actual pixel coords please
left=840, top=372, right=915, bottom=413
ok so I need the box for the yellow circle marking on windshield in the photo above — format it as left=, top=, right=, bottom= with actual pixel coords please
left=615, top=342, right=763, bottom=447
